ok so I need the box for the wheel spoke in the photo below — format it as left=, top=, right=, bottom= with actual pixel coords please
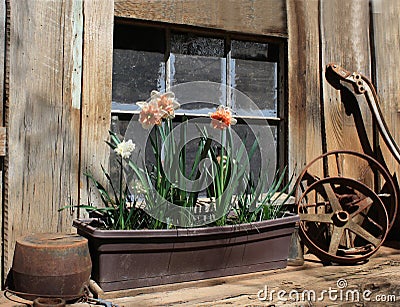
left=350, top=197, right=373, bottom=218
left=328, top=225, right=345, bottom=255
left=299, top=213, right=332, bottom=223
left=323, top=183, right=341, bottom=212
left=347, top=221, right=381, bottom=247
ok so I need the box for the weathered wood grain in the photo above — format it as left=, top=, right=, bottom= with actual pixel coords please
left=0, top=0, right=5, bottom=285
left=6, top=0, right=82, bottom=274
left=287, top=0, right=307, bottom=179
left=0, top=0, right=4, bottom=129
left=371, top=0, right=400, bottom=171
left=115, top=0, right=287, bottom=37
left=79, top=0, right=113, bottom=214
left=371, top=0, right=400, bottom=231
left=0, top=0, right=10, bottom=282
left=320, top=0, right=372, bottom=178
left=304, top=0, right=323, bottom=176
left=0, top=127, right=5, bottom=157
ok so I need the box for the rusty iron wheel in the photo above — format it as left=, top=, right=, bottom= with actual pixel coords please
left=298, top=176, right=389, bottom=264
left=295, top=150, right=398, bottom=231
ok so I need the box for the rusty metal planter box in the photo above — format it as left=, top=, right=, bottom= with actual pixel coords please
left=73, top=215, right=299, bottom=292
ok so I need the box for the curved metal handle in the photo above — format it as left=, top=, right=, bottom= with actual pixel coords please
left=326, top=63, right=400, bottom=166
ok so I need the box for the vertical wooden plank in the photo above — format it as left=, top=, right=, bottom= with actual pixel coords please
left=0, top=128, right=5, bottom=156
left=6, top=0, right=82, bottom=275
left=371, top=0, right=400, bottom=231
left=320, top=0, right=372, bottom=176
left=80, top=0, right=113, bottom=212
left=304, top=0, right=323, bottom=174
left=0, top=0, right=4, bottom=126
left=0, top=0, right=5, bottom=285
left=59, top=0, right=83, bottom=230
left=371, top=0, right=400, bottom=175
left=287, top=0, right=307, bottom=178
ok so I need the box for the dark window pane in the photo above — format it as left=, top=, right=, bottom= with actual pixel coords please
left=112, top=49, right=165, bottom=111
left=231, top=40, right=269, bottom=61
left=231, top=123, right=277, bottom=188
left=231, top=60, right=277, bottom=117
left=230, top=40, right=278, bottom=117
left=114, top=23, right=165, bottom=52
left=172, top=82, right=227, bottom=116
left=171, top=33, right=225, bottom=86
left=171, top=55, right=225, bottom=84
left=171, top=33, right=224, bottom=57
left=170, top=33, right=226, bottom=112
left=112, top=23, right=166, bottom=111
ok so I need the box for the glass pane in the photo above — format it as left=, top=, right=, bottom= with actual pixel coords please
left=112, top=24, right=166, bottom=112
left=171, top=33, right=224, bottom=57
left=170, top=33, right=226, bottom=114
left=230, top=40, right=278, bottom=117
left=171, top=55, right=225, bottom=85
left=114, top=23, right=165, bottom=52
left=231, top=60, right=277, bottom=117
left=231, top=40, right=269, bottom=61
left=171, top=54, right=226, bottom=112
left=112, top=50, right=165, bottom=111
left=232, top=123, right=277, bottom=188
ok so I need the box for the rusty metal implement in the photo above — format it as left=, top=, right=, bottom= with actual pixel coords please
left=295, top=64, right=399, bottom=264
left=327, top=63, right=400, bottom=165
left=10, top=233, right=92, bottom=301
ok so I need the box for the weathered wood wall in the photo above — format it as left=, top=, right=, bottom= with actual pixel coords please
left=4, top=0, right=113, bottom=278
left=372, top=0, right=400, bottom=179
left=114, top=0, right=287, bottom=38
left=0, top=0, right=5, bottom=286
left=80, top=0, right=114, bottom=215
left=288, top=0, right=400, bottom=181
left=2, top=0, right=400, bottom=284
left=7, top=0, right=80, bottom=277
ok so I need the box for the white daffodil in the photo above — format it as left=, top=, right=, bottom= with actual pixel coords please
left=114, top=139, right=136, bottom=159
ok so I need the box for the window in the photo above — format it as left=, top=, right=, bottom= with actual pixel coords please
left=111, top=20, right=287, bottom=179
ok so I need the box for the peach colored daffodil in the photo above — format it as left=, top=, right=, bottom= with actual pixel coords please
left=210, top=105, right=237, bottom=130
left=150, top=90, right=180, bottom=119
left=136, top=100, right=163, bottom=129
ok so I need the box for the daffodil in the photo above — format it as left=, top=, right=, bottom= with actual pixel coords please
left=114, top=139, right=135, bottom=159
left=210, top=105, right=237, bottom=130
left=136, top=100, right=163, bottom=129
left=150, top=90, right=180, bottom=119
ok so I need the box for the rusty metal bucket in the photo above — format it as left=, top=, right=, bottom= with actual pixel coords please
left=10, top=233, right=92, bottom=301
